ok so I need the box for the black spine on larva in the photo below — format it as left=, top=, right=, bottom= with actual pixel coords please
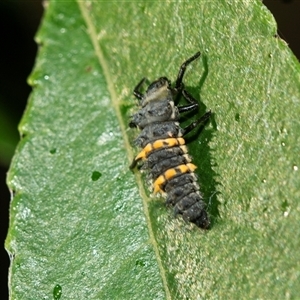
left=130, top=53, right=211, bottom=229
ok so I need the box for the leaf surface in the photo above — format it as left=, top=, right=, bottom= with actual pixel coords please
left=6, top=1, right=300, bottom=299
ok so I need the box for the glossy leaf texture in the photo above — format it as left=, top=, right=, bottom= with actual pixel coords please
left=6, top=1, right=300, bottom=299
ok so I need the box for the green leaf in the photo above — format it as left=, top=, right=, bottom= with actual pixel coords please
left=6, top=0, right=300, bottom=299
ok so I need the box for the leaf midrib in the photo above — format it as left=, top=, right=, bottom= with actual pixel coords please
left=77, top=1, right=171, bottom=298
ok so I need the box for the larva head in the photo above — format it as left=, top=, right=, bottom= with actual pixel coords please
left=142, top=77, right=172, bottom=105
left=147, top=76, right=170, bottom=91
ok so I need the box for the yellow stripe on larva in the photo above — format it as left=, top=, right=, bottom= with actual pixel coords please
left=135, top=143, right=153, bottom=160
left=153, top=139, right=166, bottom=149
left=164, top=168, right=178, bottom=180
left=187, top=163, right=197, bottom=172
left=154, top=137, right=185, bottom=148
left=153, top=163, right=197, bottom=194
left=134, top=138, right=185, bottom=161
left=153, top=175, right=166, bottom=193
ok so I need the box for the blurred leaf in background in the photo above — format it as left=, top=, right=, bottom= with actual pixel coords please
left=0, top=1, right=43, bottom=166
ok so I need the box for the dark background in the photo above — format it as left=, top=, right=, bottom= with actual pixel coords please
left=1, top=0, right=299, bottom=297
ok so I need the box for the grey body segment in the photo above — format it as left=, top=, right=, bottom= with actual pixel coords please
left=149, top=154, right=189, bottom=180
left=131, top=100, right=179, bottom=129
left=134, top=121, right=182, bottom=148
left=174, top=194, right=199, bottom=214
left=164, top=173, right=196, bottom=192
left=182, top=201, right=208, bottom=227
left=146, top=147, right=186, bottom=169
left=166, top=181, right=199, bottom=205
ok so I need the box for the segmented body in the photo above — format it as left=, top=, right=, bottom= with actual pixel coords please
left=130, top=52, right=211, bottom=229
